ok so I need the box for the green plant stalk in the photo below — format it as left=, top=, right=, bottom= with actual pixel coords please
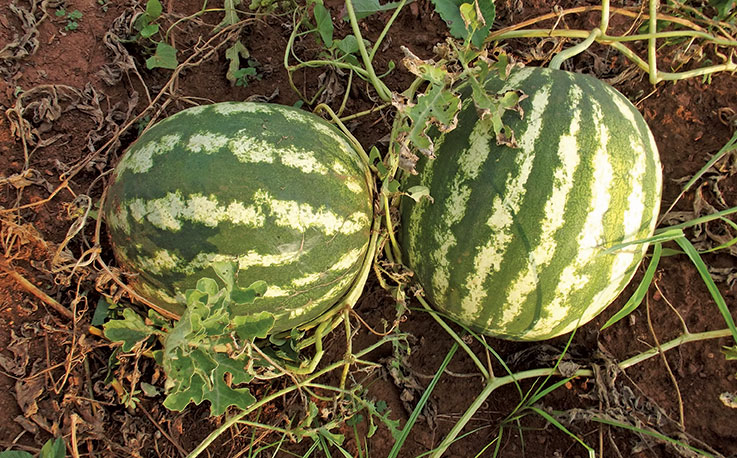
left=648, top=0, right=658, bottom=84
left=368, top=0, right=407, bottom=63
left=337, top=70, right=354, bottom=117
left=493, top=27, right=737, bottom=82
left=339, top=308, right=352, bottom=391
left=388, top=342, right=458, bottom=458
left=429, top=327, right=732, bottom=457
left=549, top=28, right=602, bottom=70
left=599, top=0, right=609, bottom=34
left=382, top=192, right=402, bottom=262
left=491, top=28, right=737, bottom=46
left=417, top=295, right=490, bottom=380
left=313, top=103, right=373, bottom=173
left=187, top=334, right=402, bottom=457
left=674, top=236, right=737, bottom=343
left=587, top=415, right=715, bottom=457
left=343, top=0, right=392, bottom=101
left=654, top=205, right=737, bottom=233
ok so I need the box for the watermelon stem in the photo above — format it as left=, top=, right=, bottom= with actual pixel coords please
left=343, top=0, right=395, bottom=102
left=488, top=3, right=737, bottom=83
left=186, top=333, right=406, bottom=458
left=430, top=327, right=733, bottom=458
left=416, top=295, right=491, bottom=380
left=548, top=28, right=602, bottom=70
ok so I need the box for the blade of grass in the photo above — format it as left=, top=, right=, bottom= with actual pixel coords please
left=530, top=407, right=595, bottom=458
left=675, top=236, right=737, bottom=344
left=655, top=205, right=737, bottom=234
left=416, top=295, right=490, bottom=379
left=589, top=415, right=715, bottom=457
left=699, top=217, right=737, bottom=254
left=604, top=228, right=684, bottom=253
left=601, top=242, right=663, bottom=330
left=388, top=342, right=459, bottom=458
left=659, top=130, right=737, bottom=225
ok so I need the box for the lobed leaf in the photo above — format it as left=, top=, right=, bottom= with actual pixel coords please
left=431, top=0, right=495, bottom=47
left=103, top=308, right=157, bottom=352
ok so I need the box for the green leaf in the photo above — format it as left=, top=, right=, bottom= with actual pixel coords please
left=384, top=179, right=401, bottom=193
left=140, top=381, right=161, bottom=397
left=601, top=243, right=662, bottom=331
left=39, top=437, right=66, bottom=458
left=146, top=0, right=163, bottom=19
left=214, top=0, right=242, bottom=32
left=346, top=413, right=364, bottom=426
left=676, top=236, right=737, bottom=344
left=350, top=0, right=401, bottom=20
left=431, top=0, right=495, bottom=47
left=91, top=296, right=111, bottom=326
left=68, top=10, right=83, bottom=20
left=709, top=0, right=736, bottom=19
left=196, top=277, right=220, bottom=297
left=104, top=308, right=156, bottom=352
left=225, top=40, right=251, bottom=85
left=38, top=437, right=67, bottom=458
left=314, top=3, right=334, bottom=47
left=405, top=185, right=431, bottom=202
left=722, top=345, right=737, bottom=360
left=233, top=311, right=275, bottom=340
left=146, top=42, right=179, bottom=69
left=55, top=9, right=67, bottom=17
left=140, top=23, right=159, bottom=38
left=336, top=34, right=359, bottom=55
left=402, top=84, right=461, bottom=156
left=231, top=280, right=268, bottom=305
left=163, top=347, right=256, bottom=415
left=0, top=451, right=33, bottom=458
left=212, top=261, right=237, bottom=292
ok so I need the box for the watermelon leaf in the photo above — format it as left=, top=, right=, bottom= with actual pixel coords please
left=405, top=185, right=431, bottom=203
left=396, top=83, right=461, bottom=158
left=348, top=0, right=401, bottom=20
left=214, top=0, right=242, bottom=32
left=146, top=42, right=178, bottom=70
left=233, top=311, right=275, bottom=340
left=225, top=40, right=251, bottom=86
left=430, top=0, right=495, bottom=47
left=314, top=2, right=334, bottom=47
left=103, top=308, right=158, bottom=352
left=231, top=280, right=267, bottom=304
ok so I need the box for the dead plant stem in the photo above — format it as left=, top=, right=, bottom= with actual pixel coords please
left=645, top=295, right=685, bottom=429
left=0, top=258, right=74, bottom=320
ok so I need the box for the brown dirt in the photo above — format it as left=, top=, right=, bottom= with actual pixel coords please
left=1, top=0, right=736, bottom=457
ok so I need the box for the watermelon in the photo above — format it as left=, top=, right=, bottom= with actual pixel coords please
left=104, top=102, right=374, bottom=334
left=400, top=67, right=662, bottom=341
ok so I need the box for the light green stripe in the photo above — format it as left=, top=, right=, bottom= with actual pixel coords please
left=187, top=132, right=230, bottom=153
left=228, top=132, right=328, bottom=175
left=500, top=84, right=583, bottom=325
left=127, top=192, right=266, bottom=231
left=115, top=133, right=181, bottom=175
left=125, top=190, right=368, bottom=236
left=253, top=189, right=369, bottom=236
left=463, top=83, right=552, bottom=320
left=431, top=119, right=494, bottom=298
left=523, top=97, right=614, bottom=337
left=406, top=134, right=446, bottom=269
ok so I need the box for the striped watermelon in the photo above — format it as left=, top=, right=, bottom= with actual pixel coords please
left=400, top=67, right=662, bottom=341
left=104, top=102, right=373, bottom=334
